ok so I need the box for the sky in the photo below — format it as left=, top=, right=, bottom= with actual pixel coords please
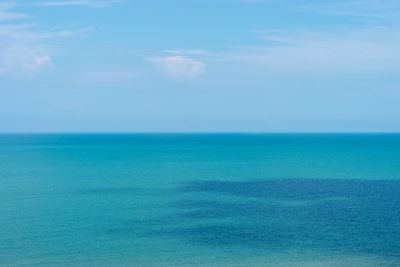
left=0, top=0, right=400, bottom=132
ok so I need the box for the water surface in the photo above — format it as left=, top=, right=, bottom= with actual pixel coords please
left=1, top=134, right=400, bottom=266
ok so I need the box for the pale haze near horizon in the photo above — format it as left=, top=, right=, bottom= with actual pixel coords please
left=1, top=0, right=400, bottom=133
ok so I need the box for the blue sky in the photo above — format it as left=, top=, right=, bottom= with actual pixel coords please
left=1, top=0, right=400, bottom=132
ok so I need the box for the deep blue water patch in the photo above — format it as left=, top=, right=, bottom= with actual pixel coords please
left=162, top=179, right=400, bottom=258
left=180, top=179, right=400, bottom=200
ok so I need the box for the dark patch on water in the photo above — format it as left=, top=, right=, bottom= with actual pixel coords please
left=179, top=179, right=400, bottom=200
left=154, top=179, right=400, bottom=259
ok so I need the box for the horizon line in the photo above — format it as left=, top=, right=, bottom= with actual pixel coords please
left=1, top=132, right=400, bottom=135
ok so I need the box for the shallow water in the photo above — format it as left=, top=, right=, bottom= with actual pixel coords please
left=1, top=134, right=400, bottom=266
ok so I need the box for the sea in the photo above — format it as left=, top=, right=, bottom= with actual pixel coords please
left=1, top=134, right=400, bottom=266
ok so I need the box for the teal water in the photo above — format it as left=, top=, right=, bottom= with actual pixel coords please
left=1, top=134, right=400, bottom=266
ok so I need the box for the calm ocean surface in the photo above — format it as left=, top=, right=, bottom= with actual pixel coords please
left=1, top=134, right=400, bottom=266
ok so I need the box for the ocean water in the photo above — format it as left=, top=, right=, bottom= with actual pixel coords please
left=1, top=134, right=400, bottom=266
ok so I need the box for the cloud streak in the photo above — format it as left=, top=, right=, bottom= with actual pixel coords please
left=162, top=49, right=206, bottom=56
left=212, top=26, right=400, bottom=77
left=38, top=0, right=122, bottom=8
left=294, top=0, right=400, bottom=20
left=147, top=56, right=205, bottom=79
left=0, top=2, right=28, bottom=21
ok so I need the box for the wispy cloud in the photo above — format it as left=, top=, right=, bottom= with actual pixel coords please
left=146, top=55, right=205, bottom=79
left=199, top=26, right=400, bottom=83
left=38, top=0, right=122, bottom=8
left=0, top=3, right=93, bottom=77
left=296, top=0, right=400, bottom=10
left=294, top=0, right=400, bottom=19
left=0, top=24, right=53, bottom=40
left=162, top=49, right=206, bottom=56
left=0, top=2, right=52, bottom=76
left=242, top=0, right=400, bottom=21
left=0, top=2, right=28, bottom=21
left=0, top=44, right=52, bottom=75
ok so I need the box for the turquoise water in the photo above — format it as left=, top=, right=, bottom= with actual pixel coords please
left=1, top=134, right=400, bottom=266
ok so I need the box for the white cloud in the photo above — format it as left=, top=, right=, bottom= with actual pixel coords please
left=38, top=0, right=122, bottom=8
left=162, top=49, right=206, bottom=55
left=0, top=3, right=53, bottom=76
left=0, top=44, right=52, bottom=75
left=0, top=3, right=96, bottom=77
left=0, top=23, right=91, bottom=76
left=147, top=56, right=205, bottom=79
left=0, top=2, right=28, bottom=21
left=31, top=55, right=52, bottom=69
